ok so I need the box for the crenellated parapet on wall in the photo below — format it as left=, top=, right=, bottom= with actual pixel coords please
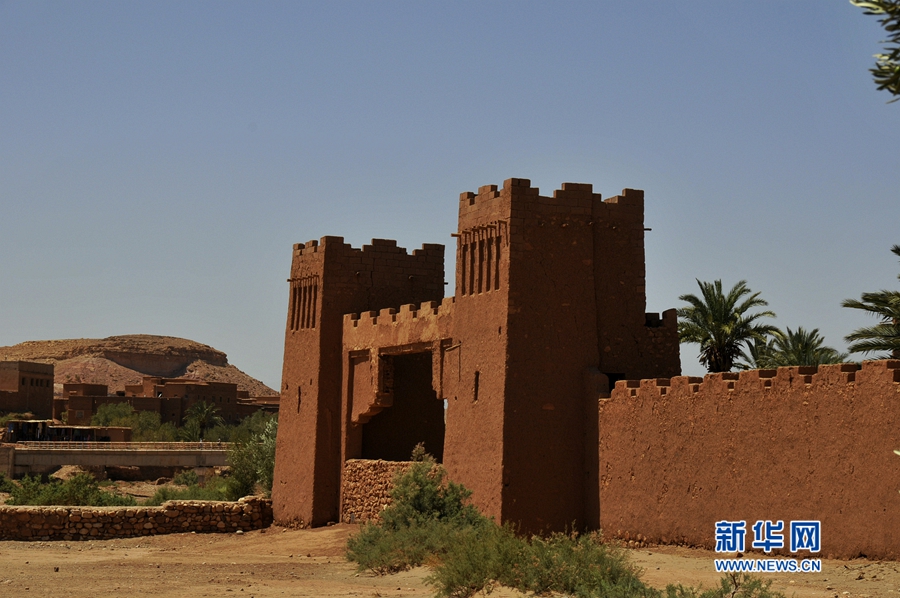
left=342, top=298, right=455, bottom=428
left=599, top=360, right=900, bottom=559
left=343, top=297, right=455, bottom=352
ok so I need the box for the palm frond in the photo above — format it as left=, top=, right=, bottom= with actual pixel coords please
left=677, top=279, right=777, bottom=372
left=842, top=244, right=900, bottom=358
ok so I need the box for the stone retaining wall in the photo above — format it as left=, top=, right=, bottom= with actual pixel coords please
left=0, top=496, right=273, bottom=541
left=340, top=459, right=411, bottom=523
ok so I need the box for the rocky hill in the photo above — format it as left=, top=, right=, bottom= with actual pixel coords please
left=0, top=335, right=277, bottom=397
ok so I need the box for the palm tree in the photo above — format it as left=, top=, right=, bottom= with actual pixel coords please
left=842, top=245, right=900, bottom=359
left=183, top=400, right=225, bottom=440
left=762, top=327, right=848, bottom=367
left=678, top=279, right=778, bottom=372
left=177, top=417, right=203, bottom=442
left=737, top=335, right=777, bottom=370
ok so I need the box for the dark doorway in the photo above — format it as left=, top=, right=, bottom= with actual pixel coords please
left=361, top=352, right=445, bottom=462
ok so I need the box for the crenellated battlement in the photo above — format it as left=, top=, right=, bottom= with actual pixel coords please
left=458, top=178, right=623, bottom=231
left=343, top=297, right=455, bottom=329
left=341, top=297, right=455, bottom=358
left=644, top=309, right=677, bottom=328
left=597, top=187, right=643, bottom=209
left=456, top=179, right=651, bottom=233
left=292, top=235, right=345, bottom=256
left=611, top=361, right=899, bottom=399
left=292, top=236, right=444, bottom=260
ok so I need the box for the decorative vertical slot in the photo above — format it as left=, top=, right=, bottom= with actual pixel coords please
left=468, top=238, right=476, bottom=295
left=473, top=370, right=480, bottom=403
left=494, top=234, right=501, bottom=290
left=460, top=242, right=468, bottom=295
left=477, top=237, right=485, bottom=294
left=485, top=235, right=493, bottom=292
left=309, top=282, right=318, bottom=329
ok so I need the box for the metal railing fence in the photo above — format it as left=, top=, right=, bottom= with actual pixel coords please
left=16, top=441, right=232, bottom=451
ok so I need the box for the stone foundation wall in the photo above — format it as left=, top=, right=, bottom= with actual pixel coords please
left=0, top=496, right=273, bottom=541
left=341, top=459, right=411, bottom=523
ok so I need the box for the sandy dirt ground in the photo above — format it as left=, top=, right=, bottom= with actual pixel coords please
left=2, top=524, right=900, bottom=598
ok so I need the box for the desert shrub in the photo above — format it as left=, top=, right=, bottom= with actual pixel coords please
left=347, top=445, right=492, bottom=574
left=6, top=473, right=135, bottom=506
left=346, top=447, right=783, bottom=598
left=423, top=521, right=523, bottom=597
left=173, top=469, right=200, bottom=486
left=225, top=415, right=277, bottom=500
left=428, top=527, right=660, bottom=598
left=663, top=573, right=784, bottom=598
left=0, top=472, right=17, bottom=493
left=143, top=474, right=229, bottom=506
left=431, top=532, right=784, bottom=598
left=381, top=446, right=483, bottom=531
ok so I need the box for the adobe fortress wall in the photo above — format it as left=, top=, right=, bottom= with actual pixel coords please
left=599, top=360, right=900, bottom=559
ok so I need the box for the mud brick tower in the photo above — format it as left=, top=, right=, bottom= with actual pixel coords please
left=272, top=238, right=445, bottom=526
left=272, top=178, right=680, bottom=532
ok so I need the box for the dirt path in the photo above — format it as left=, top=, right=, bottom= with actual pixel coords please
left=1, top=524, right=897, bottom=597
left=630, top=545, right=900, bottom=598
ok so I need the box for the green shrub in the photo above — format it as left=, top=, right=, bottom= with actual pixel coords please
left=346, top=446, right=784, bottom=598
left=381, top=447, right=484, bottom=531
left=423, top=522, right=523, bottom=597
left=663, top=573, right=784, bottom=598
left=347, top=446, right=491, bottom=574
left=6, top=473, right=135, bottom=506
left=0, top=472, right=17, bottom=493
left=173, top=469, right=200, bottom=486
left=143, top=474, right=229, bottom=506
left=0, top=411, right=34, bottom=427
left=91, top=402, right=134, bottom=426
left=200, top=410, right=276, bottom=444
left=428, top=527, right=660, bottom=598
left=225, top=415, right=277, bottom=500
left=90, top=404, right=274, bottom=443
left=91, top=403, right=177, bottom=441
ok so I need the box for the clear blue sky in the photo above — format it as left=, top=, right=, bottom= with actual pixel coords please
left=2, top=1, right=897, bottom=387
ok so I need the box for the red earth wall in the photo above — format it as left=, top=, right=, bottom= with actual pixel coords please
left=599, top=360, right=900, bottom=559
left=273, top=178, right=681, bottom=533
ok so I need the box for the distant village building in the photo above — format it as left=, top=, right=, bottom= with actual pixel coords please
left=0, top=361, right=55, bottom=419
